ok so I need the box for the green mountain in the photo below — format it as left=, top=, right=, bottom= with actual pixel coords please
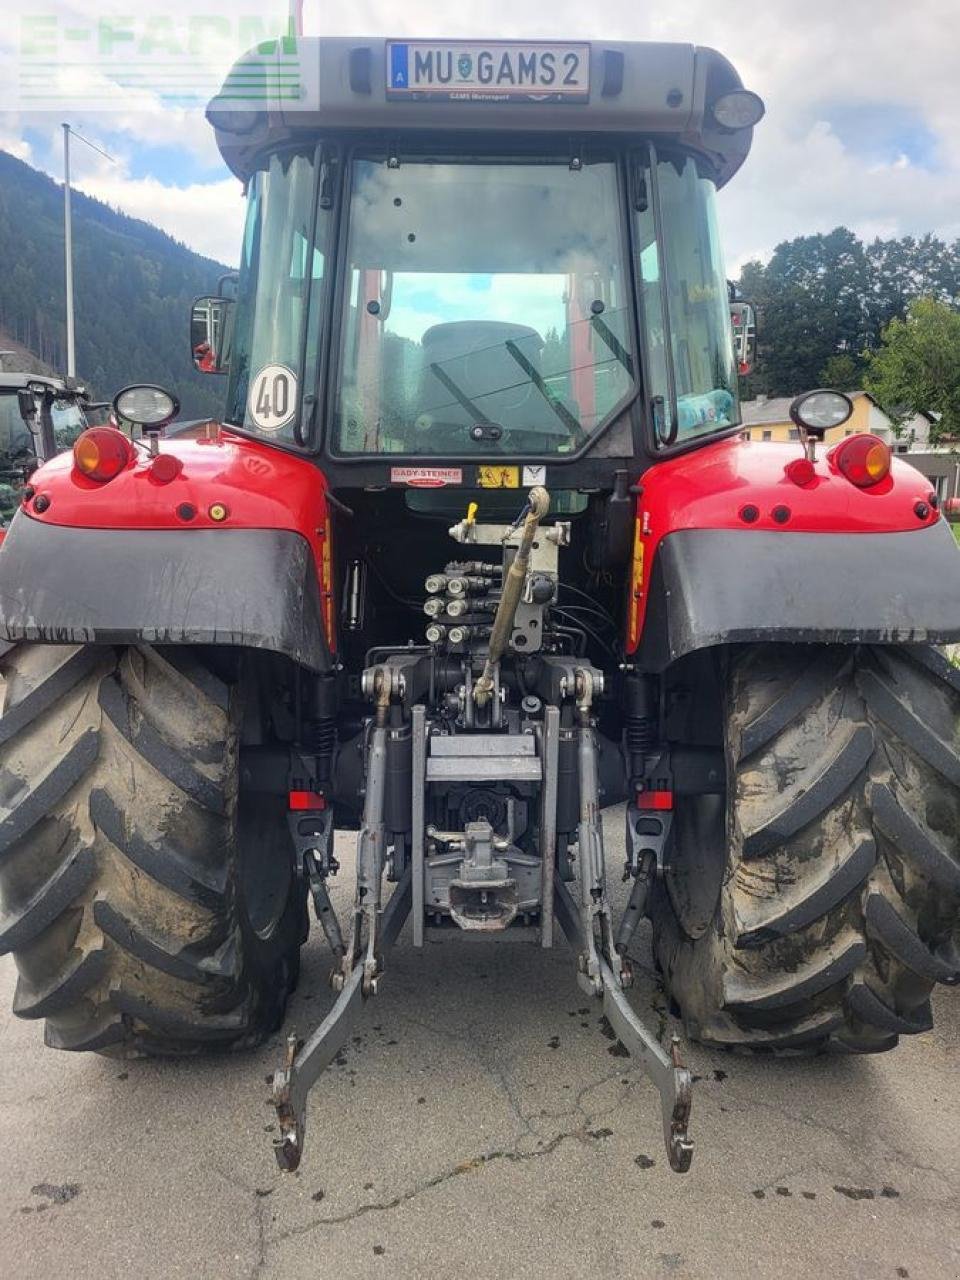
left=0, top=150, right=232, bottom=420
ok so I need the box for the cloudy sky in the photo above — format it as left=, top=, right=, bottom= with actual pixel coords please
left=1, top=0, right=958, bottom=274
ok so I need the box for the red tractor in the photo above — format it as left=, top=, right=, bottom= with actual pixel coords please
left=1, top=39, right=959, bottom=1175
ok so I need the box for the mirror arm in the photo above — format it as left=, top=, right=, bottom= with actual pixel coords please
left=191, top=294, right=234, bottom=375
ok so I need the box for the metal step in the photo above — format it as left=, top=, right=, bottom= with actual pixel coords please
left=426, top=732, right=542, bottom=783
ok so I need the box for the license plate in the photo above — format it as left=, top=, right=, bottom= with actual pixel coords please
left=386, top=41, right=590, bottom=103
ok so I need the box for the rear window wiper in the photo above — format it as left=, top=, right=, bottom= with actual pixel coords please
left=590, top=315, right=635, bottom=378
left=504, top=340, right=586, bottom=442
left=428, top=362, right=494, bottom=425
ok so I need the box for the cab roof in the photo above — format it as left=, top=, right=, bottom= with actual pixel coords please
left=0, top=372, right=76, bottom=394
left=208, top=37, right=759, bottom=188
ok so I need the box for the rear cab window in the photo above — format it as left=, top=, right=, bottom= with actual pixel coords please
left=333, top=152, right=637, bottom=458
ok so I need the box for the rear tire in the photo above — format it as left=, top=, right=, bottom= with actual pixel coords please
left=651, top=644, right=960, bottom=1054
left=0, top=643, right=307, bottom=1056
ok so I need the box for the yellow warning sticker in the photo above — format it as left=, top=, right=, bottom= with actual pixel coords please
left=477, top=465, right=519, bottom=489
left=627, top=529, right=645, bottom=651
left=632, top=536, right=645, bottom=593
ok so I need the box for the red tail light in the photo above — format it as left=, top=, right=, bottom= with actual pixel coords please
left=831, top=434, right=891, bottom=488
left=73, top=428, right=135, bottom=483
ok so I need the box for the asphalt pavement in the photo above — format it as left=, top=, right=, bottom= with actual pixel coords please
left=1, top=811, right=958, bottom=1280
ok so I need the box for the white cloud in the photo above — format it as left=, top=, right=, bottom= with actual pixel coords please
left=74, top=171, right=244, bottom=265
left=0, top=114, right=32, bottom=161
left=294, top=0, right=960, bottom=270
left=13, top=117, right=243, bottom=265
left=2, top=0, right=960, bottom=272
left=718, top=113, right=960, bottom=275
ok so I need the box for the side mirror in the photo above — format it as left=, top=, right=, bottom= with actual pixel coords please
left=17, top=388, right=37, bottom=426
left=191, top=295, right=234, bottom=375
left=730, top=301, right=757, bottom=377
left=82, top=401, right=112, bottom=427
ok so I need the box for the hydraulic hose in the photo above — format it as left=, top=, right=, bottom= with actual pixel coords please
left=473, top=486, right=550, bottom=707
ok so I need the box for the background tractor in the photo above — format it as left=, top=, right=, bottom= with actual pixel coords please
left=0, top=371, right=99, bottom=525
left=1, top=38, right=959, bottom=1173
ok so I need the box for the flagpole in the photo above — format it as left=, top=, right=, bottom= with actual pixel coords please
left=62, top=123, right=75, bottom=377
left=60, top=125, right=116, bottom=381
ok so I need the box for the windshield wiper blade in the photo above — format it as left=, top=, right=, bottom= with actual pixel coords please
left=428, top=363, right=493, bottom=425
left=590, top=316, right=635, bottom=378
left=504, top=341, right=585, bottom=441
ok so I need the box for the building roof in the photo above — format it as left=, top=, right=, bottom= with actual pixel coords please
left=740, top=396, right=797, bottom=426
left=741, top=389, right=878, bottom=427
left=0, top=372, right=70, bottom=393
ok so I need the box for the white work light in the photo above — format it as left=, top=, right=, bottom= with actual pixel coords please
left=711, top=90, right=766, bottom=130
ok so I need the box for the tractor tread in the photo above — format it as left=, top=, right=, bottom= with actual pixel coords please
left=129, top=645, right=232, bottom=715
left=723, top=933, right=866, bottom=1012
left=734, top=838, right=876, bottom=948
left=653, top=643, right=960, bottom=1057
left=89, top=788, right=228, bottom=905
left=858, top=665, right=960, bottom=787
left=739, top=650, right=852, bottom=760
left=869, top=782, right=960, bottom=893
left=43, top=1007, right=128, bottom=1054
left=110, top=988, right=252, bottom=1043
left=741, top=723, right=874, bottom=859
left=0, top=730, right=98, bottom=857
left=0, top=843, right=95, bottom=954
left=94, top=899, right=241, bottom=985
left=98, top=677, right=226, bottom=815
left=846, top=981, right=933, bottom=1035
left=13, top=947, right=108, bottom=1019
left=904, top=642, right=960, bottom=694
left=864, top=889, right=960, bottom=984
left=0, top=643, right=304, bottom=1058
left=708, top=1006, right=845, bottom=1049
left=0, top=646, right=101, bottom=748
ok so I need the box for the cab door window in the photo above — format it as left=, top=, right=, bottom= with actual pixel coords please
left=634, top=149, right=739, bottom=446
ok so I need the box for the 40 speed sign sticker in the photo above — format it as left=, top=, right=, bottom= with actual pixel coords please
left=248, top=364, right=298, bottom=432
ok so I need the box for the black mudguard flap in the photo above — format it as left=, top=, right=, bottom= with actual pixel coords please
left=636, top=524, right=960, bottom=671
left=0, top=515, right=330, bottom=671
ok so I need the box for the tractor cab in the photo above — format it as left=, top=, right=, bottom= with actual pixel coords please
left=196, top=39, right=761, bottom=490
left=0, top=372, right=94, bottom=524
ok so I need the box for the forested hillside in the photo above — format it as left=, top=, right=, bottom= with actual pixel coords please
left=2, top=147, right=957, bottom=421
left=0, top=150, right=232, bottom=418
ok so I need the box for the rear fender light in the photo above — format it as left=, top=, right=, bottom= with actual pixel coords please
left=637, top=790, right=673, bottom=811
left=149, top=453, right=182, bottom=484
left=289, top=790, right=326, bottom=811
left=73, top=427, right=135, bottom=483
left=830, top=434, right=891, bottom=488
left=784, top=457, right=815, bottom=487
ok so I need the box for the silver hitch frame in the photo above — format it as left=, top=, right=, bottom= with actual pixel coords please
left=271, top=868, right=412, bottom=1173
left=552, top=874, right=694, bottom=1173
left=268, top=519, right=694, bottom=1175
